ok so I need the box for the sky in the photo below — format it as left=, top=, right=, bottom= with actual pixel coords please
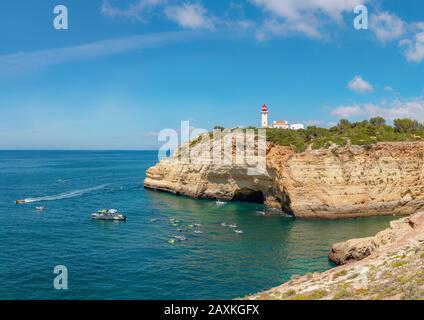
left=1, top=0, right=424, bottom=149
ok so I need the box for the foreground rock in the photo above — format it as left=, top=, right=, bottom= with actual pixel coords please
left=329, top=216, right=414, bottom=264
left=145, top=141, right=424, bottom=219
left=245, top=212, right=424, bottom=300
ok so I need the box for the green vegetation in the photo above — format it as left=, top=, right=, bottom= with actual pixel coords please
left=391, top=260, right=408, bottom=268
left=193, top=118, right=424, bottom=153
left=290, top=289, right=328, bottom=300
left=333, top=269, right=348, bottom=279
left=283, top=289, right=296, bottom=297
left=267, top=117, right=424, bottom=152
left=332, top=289, right=353, bottom=300
left=214, top=117, right=424, bottom=153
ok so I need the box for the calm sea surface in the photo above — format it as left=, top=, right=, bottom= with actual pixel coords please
left=0, top=151, right=395, bottom=299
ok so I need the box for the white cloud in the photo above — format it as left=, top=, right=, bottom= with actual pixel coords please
left=330, top=98, right=424, bottom=122
left=0, top=31, right=193, bottom=75
left=250, top=0, right=361, bottom=21
left=348, top=76, right=374, bottom=93
left=251, top=0, right=367, bottom=40
left=101, top=0, right=164, bottom=21
left=164, top=3, right=215, bottom=30
left=256, top=17, right=322, bottom=41
left=400, top=23, right=424, bottom=63
left=331, top=105, right=364, bottom=118
left=370, top=12, right=406, bottom=42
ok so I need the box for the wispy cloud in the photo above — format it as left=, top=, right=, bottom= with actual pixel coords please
left=330, top=98, right=424, bottom=122
left=165, top=3, right=215, bottom=30
left=400, top=23, right=424, bottom=63
left=365, top=11, right=424, bottom=63
left=370, top=11, right=406, bottom=42
left=0, top=31, right=194, bottom=75
left=101, top=0, right=164, bottom=21
left=251, top=0, right=368, bottom=40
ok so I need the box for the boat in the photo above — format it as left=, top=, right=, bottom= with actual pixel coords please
left=91, top=209, right=127, bottom=221
left=228, top=224, right=237, bottom=228
left=174, top=235, right=187, bottom=241
left=194, top=230, right=203, bottom=234
left=16, top=199, right=26, bottom=204
left=36, top=206, right=45, bottom=211
left=216, top=200, right=227, bottom=206
left=220, top=222, right=227, bottom=227
left=234, top=230, right=244, bottom=234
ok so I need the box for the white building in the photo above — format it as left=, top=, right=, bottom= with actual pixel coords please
left=260, top=104, right=304, bottom=130
left=290, top=123, right=305, bottom=130
left=272, top=120, right=290, bottom=129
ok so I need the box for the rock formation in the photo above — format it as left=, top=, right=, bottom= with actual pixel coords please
left=144, top=141, right=424, bottom=219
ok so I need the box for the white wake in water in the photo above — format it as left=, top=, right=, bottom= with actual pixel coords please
left=23, top=184, right=110, bottom=203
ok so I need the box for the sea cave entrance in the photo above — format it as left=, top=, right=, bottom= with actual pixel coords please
left=232, top=188, right=264, bottom=204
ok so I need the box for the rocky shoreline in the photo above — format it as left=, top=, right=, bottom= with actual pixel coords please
left=245, top=212, right=424, bottom=300
left=144, top=141, right=424, bottom=219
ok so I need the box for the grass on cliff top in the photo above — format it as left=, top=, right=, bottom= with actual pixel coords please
left=211, top=117, right=424, bottom=153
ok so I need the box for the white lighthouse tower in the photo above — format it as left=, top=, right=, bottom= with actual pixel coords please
left=261, top=104, right=268, bottom=128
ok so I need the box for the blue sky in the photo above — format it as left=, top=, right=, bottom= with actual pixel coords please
left=1, top=0, right=424, bottom=149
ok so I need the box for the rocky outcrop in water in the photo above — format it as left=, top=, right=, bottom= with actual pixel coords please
left=144, top=141, right=424, bottom=219
left=245, top=212, right=424, bottom=300
left=329, top=216, right=414, bottom=264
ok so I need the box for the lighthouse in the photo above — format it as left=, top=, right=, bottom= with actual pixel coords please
left=261, top=104, right=268, bottom=128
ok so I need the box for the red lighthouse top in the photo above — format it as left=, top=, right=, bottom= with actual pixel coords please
left=261, top=104, right=268, bottom=112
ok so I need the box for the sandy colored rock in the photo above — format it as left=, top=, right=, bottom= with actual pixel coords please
left=145, top=141, right=424, bottom=219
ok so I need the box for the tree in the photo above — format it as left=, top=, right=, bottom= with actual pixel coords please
left=370, top=117, right=386, bottom=127
left=338, top=119, right=351, bottom=132
left=393, top=118, right=423, bottom=133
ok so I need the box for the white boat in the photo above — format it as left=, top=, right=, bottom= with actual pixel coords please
left=216, top=200, right=227, bottom=206
left=36, top=206, right=45, bottom=211
left=91, top=209, right=127, bottom=221
left=228, top=224, right=237, bottom=228
left=234, top=230, right=244, bottom=234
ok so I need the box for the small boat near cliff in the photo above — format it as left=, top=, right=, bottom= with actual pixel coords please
left=216, top=200, right=227, bottom=206
left=91, top=209, right=127, bottom=221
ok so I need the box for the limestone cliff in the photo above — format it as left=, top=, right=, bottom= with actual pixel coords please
left=144, top=141, right=424, bottom=219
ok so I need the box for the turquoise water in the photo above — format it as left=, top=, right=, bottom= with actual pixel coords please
left=0, top=151, right=396, bottom=300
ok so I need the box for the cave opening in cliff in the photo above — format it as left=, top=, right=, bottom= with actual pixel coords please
left=232, top=188, right=264, bottom=204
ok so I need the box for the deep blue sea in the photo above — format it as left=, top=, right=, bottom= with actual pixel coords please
left=0, top=151, right=396, bottom=300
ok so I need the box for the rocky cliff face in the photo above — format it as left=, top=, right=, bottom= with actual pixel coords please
left=245, top=212, right=424, bottom=300
left=144, top=141, right=424, bottom=219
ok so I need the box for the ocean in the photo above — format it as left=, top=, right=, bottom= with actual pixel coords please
left=0, top=150, right=395, bottom=299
